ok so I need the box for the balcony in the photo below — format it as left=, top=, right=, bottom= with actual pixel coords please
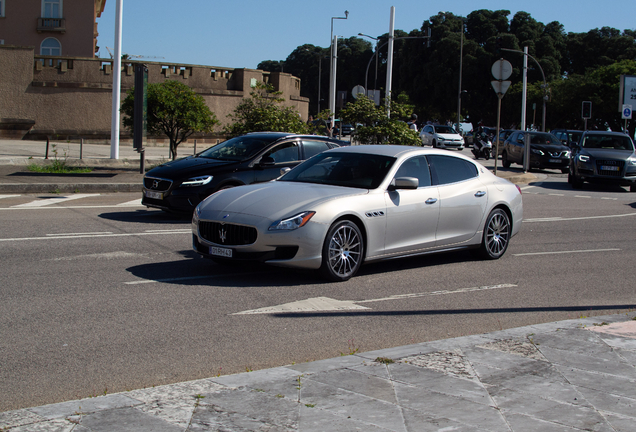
left=37, top=18, right=66, bottom=33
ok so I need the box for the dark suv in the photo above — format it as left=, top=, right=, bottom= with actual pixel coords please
left=551, top=129, right=584, bottom=147
left=501, top=131, right=571, bottom=172
left=568, top=131, right=636, bottom=191
left=142, top=132, right=344, bottom=213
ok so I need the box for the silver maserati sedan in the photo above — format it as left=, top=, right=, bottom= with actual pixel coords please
left=192, top=145, right=523, bottom=281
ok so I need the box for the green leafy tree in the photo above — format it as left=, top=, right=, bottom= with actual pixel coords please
left=225, top=81, right=309, bottom=136
left=340, top=94, right=420, bottom=146
left=122, top=80, right=218, bottom=160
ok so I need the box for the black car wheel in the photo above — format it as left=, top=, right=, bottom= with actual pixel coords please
left=502, top=152, right=511, bottom=168
left=474, top=208, right=510, bottom=260
left=631, top=184, right=636, bottom=192
left=432, top=140, right=437, bottom=148
left=561, top=167, right=569, bottom=174
left=320, top=220, right=364, bottom=282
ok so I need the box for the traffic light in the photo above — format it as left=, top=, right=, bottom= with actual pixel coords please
left=495, top=37, right=502, bottom=55
left=582, top=101, right=592, bottom=119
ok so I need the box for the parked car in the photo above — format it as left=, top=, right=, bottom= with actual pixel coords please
left=568, top=130, right=636, bottom=191
left=420, top=124, right=465, bottom=149
left=501, top=131, right=570, bottom=172
left=494, top=129, right=516, bottom=156
left=192, top=145, right=523, bottom=281
left=551, top=129, right=584, bottom=147
left=142, top=132, right=345, bottom=214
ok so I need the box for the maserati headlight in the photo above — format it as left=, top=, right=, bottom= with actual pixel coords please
left=181, top=175, right=213, bottom=187
left=269, top=211, right=315, bottom=231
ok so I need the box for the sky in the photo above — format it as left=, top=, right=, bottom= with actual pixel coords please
left=95, top=0, right=636, bottom=70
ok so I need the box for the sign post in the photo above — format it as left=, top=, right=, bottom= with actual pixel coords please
left=491, top=59, right=512, bottom=175
left=582, top=101, right=592, bottom=130
left=622, top=104, right=632, bottom=134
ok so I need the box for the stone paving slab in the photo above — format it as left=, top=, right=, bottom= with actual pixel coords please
left=1, top=314, right=635, bottom=431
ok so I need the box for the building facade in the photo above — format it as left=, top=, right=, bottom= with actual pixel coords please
left=0, top=45, right=309, bottom=142
left=0, top=0, right=106, bottom=57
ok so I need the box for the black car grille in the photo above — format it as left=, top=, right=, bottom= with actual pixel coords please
left=199, top=221, right=257, bottom=246
left=144, top=176, right=173, bottom=192
left=596, top=159, right=625, bottom=177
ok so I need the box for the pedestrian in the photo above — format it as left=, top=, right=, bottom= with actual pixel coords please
left=408, top=114, right=418, bottom=132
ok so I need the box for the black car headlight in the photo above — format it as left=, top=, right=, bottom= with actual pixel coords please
left=180, top=175, right=213, bottom=187
left=531, top=149, right=544, bottom=155
left=269, top=211, right=315, bottom=231
left=578, top=155, right=590, bottom=163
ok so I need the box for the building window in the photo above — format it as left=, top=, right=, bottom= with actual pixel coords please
left=40, top=38, right=61, bottom=56
left=42, top=0, right=62, bottom=18
left=0, top=0, right=5, bottom=17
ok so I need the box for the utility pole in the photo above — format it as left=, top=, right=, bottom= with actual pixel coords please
left=110, top=0, right=123, bottom=159
left=385, top=6, right=395, bottom=117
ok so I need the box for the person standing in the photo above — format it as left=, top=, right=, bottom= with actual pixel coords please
left=408, top=114, right=418, bottom=132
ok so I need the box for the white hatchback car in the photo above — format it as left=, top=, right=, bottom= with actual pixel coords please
left=420, top=124, right=465, bottom=150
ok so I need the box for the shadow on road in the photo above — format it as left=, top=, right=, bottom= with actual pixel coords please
left=99, top=209, right=191, bottom=224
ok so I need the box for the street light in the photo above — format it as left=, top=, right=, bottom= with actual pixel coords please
left=501, top=48, right=549, bottom=132
left=329, top=11, right=349, bottom=136
left=358, top=33, right=379, bottom=95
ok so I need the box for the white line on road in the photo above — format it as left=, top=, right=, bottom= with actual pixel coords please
left=524, top=213, right=636, bottom=223
left=233, top=284, right=518, bottom=315
left=0, top=195, right=21, bottom=199
left=117, top=199, right=143, bottom=206
left=46, top=232, right=113, bottom=236
left=513, top=248, right=620, bottom=257
left=0, top=230, right=190, bottom=242
left=12, top=194, right=101, bottom=207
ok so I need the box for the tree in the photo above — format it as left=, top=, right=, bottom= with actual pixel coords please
left=122, top=80, right=218, bottom=160
left=340, top=94, right=420, bottom=146
left=225, top=81, right=310, bottom=137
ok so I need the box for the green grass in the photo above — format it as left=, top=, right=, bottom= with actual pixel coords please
left=27, top=163, right=92, bottom=174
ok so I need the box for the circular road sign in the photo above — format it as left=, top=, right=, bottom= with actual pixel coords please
left=352, top=85, right=366, bottom=99
left=491, top=59, right=513, bottom=81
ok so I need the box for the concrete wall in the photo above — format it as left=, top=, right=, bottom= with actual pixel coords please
left=0, top=46, right=310, bottom=143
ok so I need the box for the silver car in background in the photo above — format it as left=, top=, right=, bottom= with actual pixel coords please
left=192, top=146, right=523, bottom=281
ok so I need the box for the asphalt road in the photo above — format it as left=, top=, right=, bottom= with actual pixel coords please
left=1, top=176, right=636, bottom=411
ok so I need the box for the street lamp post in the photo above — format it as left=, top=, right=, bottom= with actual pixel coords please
left=329, top=11, right=349, bottom=137
left=502, top=47, right=549, bottom=132
left=358, top=33, right=379, bottom=96
left=456, top=28, right=464, bottom=134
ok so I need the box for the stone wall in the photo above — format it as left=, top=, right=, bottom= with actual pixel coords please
left=0, top=45, right=309, bottom=143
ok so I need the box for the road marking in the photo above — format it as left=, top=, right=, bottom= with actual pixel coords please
left=12, top=194, right=100, bottom=207
left=601, top=197, right=618, bottom=200
left=233, top=284, right=518, bottom=315
left=514, top=248, right=620, bottom=257
left=574, top=195, right=591, bottom=199
left=548, top=193, right=564, bottom=196
left=46, top=232, right=113, bottom=236
left=51, top=251, right=148, bottom=261
left=0, top=195, right=21, bottom=199
left=0, top=229, right=190, bottom=242
left=524, top=213, right=636, bottom=223
left=117, top=199, right=143, bottom=206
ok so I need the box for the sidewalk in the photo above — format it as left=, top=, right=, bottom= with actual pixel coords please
left=1, top=313, right=635, bottom=431
left=0, top=139, right=539, bottom=194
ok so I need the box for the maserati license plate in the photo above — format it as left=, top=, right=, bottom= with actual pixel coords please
left=209, top=246, right=232, bottom=258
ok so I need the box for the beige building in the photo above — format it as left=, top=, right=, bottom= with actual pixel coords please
left=0, top=1, right=309, bottom=142
left=0, top=0, right=106, bottom=57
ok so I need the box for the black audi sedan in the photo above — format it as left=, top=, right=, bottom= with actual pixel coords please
left=569, top=130, right=636, bottom=192
left=142, top=132, right=345, bottom=213
left=501, top=131, right=571, bottom=172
